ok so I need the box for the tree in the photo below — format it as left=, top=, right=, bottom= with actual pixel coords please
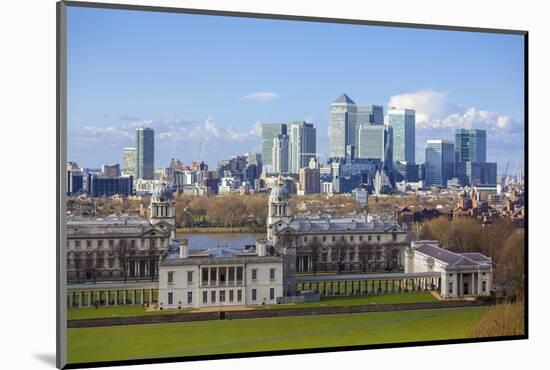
left=469, top=302, right=524, bottom=338
left=307, top=239, right=321, bottom=275
left=446, top=218, right=483, bottom=253
left=73, top=252, right=82, bottom=283
left=358, top=241, right=369, bottom=273
left=495, top=230, right=525, bottom=298
left=334, top=238, right=351, bottom=273
left=114, top=239, right=130, bottom=283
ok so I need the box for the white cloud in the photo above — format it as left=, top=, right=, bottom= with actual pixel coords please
left=241, top=91, right=280, bottom=102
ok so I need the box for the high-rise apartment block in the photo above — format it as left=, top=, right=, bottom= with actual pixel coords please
left=288, top=121, right=316, bottom=174
left=261, top=123, right=287, bottom=173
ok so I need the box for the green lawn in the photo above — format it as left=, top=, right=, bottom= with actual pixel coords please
left=67, top=292, right=438, bottom=319
left=67, top=306, right=192, bottom=320
left=256, top=292, right=438, bottom=310
left=67, top=306, right=486, bottom=364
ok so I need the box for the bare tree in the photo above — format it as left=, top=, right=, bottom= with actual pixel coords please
left=115, top=239, right=130, bottom=283
left=334, top=238, right=351, bottom=274
left=307, top=238, right=321, bottom=275
left=73, top=252, right=82, bottom=283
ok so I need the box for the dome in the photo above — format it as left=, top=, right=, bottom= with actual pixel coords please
left=269, top=182, right=289, bottom=202
left=152, top=183, right=173, bottom=202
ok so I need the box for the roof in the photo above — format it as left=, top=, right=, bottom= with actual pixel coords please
left=297, top=271, right=440, bottom=282
left=160, top=245, right=282, bottom=266
left=333, top=93, right=355, bottom=105
left=67, top=214, right=169, bottom=237
left=415, top=244, right=492, bottom=267
left=276, top=217, right=404, bottom=234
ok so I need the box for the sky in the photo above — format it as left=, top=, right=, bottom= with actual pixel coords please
left=67, top=6, right=525, bottom=173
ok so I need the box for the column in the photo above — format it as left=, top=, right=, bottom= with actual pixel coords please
left=114, top=290, right=118, bottom=306
left=141, top=289, right=145, bottom=304
left=477, top=272, right=482, bottom=296
left=132, top=290, right=135, bottom=304
left=68, top=293, right=72, bottom=308
left=149, top=289, right=153, bottom=303
left=87, top=292, right=92, bottom=307
left=106, top=291, right=110, bottom=306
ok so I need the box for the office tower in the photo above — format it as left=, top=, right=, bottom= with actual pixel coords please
left=298, top=158, right=321, bottom=195
left=87, top=174, right=134, bottom=197
left=245, top=152, right=262, bottom=168
left=67, top=170, right=84, bottom=195
left=387, top=108, right=415, bottom=163
left=357, top=124, right=387, bottom=160
left=261, top=123, right=287, bottom=173
left=329, top=94, right=357, bottom=159
left=122, top=147, right=137, bottom=177
left=356, top=104, right=384, bottom=125
left=288, top=121, right=316, bottom=174
left=136, top=127, right=154, bottom=180
left=425, top=140, right=455, bottom=187
left=271, top=134, right=289, bottom=174
left=101, top=163, right=121, bottom=177
left=455, top=129, right=487, bottom=163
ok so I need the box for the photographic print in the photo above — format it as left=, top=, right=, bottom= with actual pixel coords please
left=58, top=2, right=527, bottom=368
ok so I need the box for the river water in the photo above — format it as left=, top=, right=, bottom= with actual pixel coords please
left=175, top=232, right=265, bottom=251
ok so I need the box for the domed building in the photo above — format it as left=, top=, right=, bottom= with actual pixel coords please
left=267, top=176, right=291, bottom=240
left=149, top=180, right=176, bottom=239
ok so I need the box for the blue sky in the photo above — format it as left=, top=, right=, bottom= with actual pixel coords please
left=67, top=6, right=525, bottom=172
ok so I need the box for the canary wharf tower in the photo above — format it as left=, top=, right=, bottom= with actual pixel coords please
left=329, top=94, right=357, bottom=159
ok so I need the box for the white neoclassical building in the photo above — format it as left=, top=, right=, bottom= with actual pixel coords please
left=405, top=240, right=493, bottom=298
left=158, top=240, right=283, bottom=309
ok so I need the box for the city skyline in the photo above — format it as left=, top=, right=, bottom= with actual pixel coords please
left=67, top=7, right=525, bottom=171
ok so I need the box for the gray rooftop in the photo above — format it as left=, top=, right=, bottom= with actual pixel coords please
left=297, top=271, right=440, bottom=282
left=415, top=244, right=491, bottom=267
left=279, top=217, right=403, bottom=233
left=66, top=215, right=169, bottom=237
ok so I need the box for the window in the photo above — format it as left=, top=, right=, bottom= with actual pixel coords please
left=219, top=267, right=227, bottom=285
left=202, top=291, right=208, bottom=304
left=86, top=240, right=92, bottom=248
left=377, top=235, right=381, bottom=241
left=211, top=291, right=216, bottom=303
left=251, top=269, right=257, bottom=281
left=340, top=236, right=345, bottom=241
left=368, top=235, right=372, bottom=241
left=237, top=290, right=243, bottom=302
left=187, top=291, right=192, bottom=304
left=229, top=290, right=234, bottom=302
left=130, top=240, right=136, bottom=247
left=270, top=288, right=275, bottom=300
left=482, top=281, right=487, bottom=292
left=350, top=236, right=354, bottom=242
left=187, top=271, right=193, bottom=283
left=168, top=292, right=173, bottom=305
left=167, top=271, right=174, bottom=285
left=449, top=282, right=454, bottom=293
left=392, top=233, right=397, bottom=241
left=97, top=240, right=103, bottom=248
left=482, top=272, right=486, bottom=276
left=270, top=268, right=276, bottom=280
left=210, top=267, right=217, bottom=285
left=313, top=236, right=317, bottom=242
left=303, top=237, right=308, bottom=243
left=359, top=236, right=363, bottom=241
left=322, top=253, right=328, bottom=262
left=332, top=236, right=336, bottom=242
left=228, top=267, right=235, bottom=284
left=202, top=268, right=208, bottom=284
left=75, top=241, right=81, bottom=248
left=322, top=236, right=327, bottom=242
left=251, top=289, right=257, bottom=301
left=108, top=240, right=114, bottom=247
left=220, top=290, right=226, bottom=302
left=236, top=266, right=243, bottom=283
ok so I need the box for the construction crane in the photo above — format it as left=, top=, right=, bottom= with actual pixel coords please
left=501, top=161, right=510, bottom=185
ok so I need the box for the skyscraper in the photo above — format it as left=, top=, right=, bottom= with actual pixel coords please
left=329, top=94, right=357, bottom=159
left=425, top=140, right=455, bottom=187
left=136, top=127, right=155, bottom=180
left=357, top=124, right=388, bottom=160
left=355, top=104, right=384, bottom=149
left=261, top=123, right=287, bottom=173
left=122, top=147, right=137, bottom=176
left=288, top=121, right=316, bottom=174
left=272, top=134, right=289, bottom=174
left=388, top=108, right=415, bottom=164
left=455, top=129, right=487, bottom=163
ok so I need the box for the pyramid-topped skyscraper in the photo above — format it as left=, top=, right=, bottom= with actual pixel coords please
left=329, top=93, right=357, bottom=159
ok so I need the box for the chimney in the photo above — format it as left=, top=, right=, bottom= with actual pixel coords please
left=256, top=241, right=266, bottom=257
left=179, top=239, right=189, bottom=259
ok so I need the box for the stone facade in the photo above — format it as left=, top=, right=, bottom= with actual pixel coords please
left=267, top=178, right=409, bottom=274
left=66, top=182, right=176, bottom=282
left=158, top=241, right=283, bottom=309
left=404, top=240, right=493, bottom=298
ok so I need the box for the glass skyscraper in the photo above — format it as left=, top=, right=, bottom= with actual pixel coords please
left=271, top=134, right=289, bottom=174
left=136, top=127, right=154, bottom=180
left=261, top=123, right=287, bottom=173
left=425, top=140, right=455, bottom=187
left=122, top=147, right=137, bottom=177
left=388, top=108, right=415, bottom=164
left=357, top=124, right=387, bottom=160
left=329, top=94, right=357, bottom=159
left=455, top=128, right=487, bottom=163
left=288, top=121, right=316, bottom=174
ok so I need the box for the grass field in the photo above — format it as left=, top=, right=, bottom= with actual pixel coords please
left=67, top=292, right=438, bottom=319
left=67, top=306, right=485, bottom=364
